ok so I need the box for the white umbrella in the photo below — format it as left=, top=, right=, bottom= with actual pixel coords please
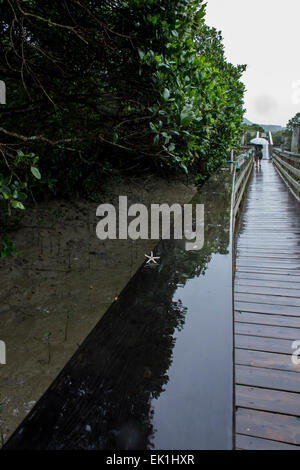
left=250, top=137, right=269, bottom=146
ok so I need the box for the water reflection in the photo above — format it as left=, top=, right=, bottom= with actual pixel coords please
left=4, top=172, right=233, bottom=450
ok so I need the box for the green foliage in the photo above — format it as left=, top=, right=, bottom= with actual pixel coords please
left=0, top=150, right=40, bottom=219
left=0, top=236, right=21, bottom=258
left=242, top=123, right=264, bottom=134
left=287, top=112, right=300, bottom=132
left=242, top=123, right=265, bottom=144
left=0, top=0, right=246, bottom=207
left=272, top=129, right=290, bottom=146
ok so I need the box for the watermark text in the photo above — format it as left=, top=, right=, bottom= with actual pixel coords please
left=0, top=340, right=6, bottom=365
left=292, top=340, right=300, bottom=366
left=96, top=197, right=204, bottom=251
left=0, top=80, right=6, bottom=104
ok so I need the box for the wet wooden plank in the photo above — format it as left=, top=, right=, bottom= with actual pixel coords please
left=237, top=246, right=300, bottom=252
left=235, top=335, right=294, bottom=355
left=242, top=225, right=300, bottom=229
left=237, top=248, right=300, bottom=256
left=235, top=365, right=300, bottom=393
left=240, top=224, right=299, bottom=228
left=235, top=293, right=300, bottom=307
left=236, top=385, right=300, bottom=416
left=238, top=224, right=299, bottom=230
left=239, top=228, right=300, bottom=232
left=237, top=235, right=299, bottom=242
left=237, top=229, right=300, bottom=235
left=239, top=234, right=300, bottom=238
left=240, top=213, right=299, bottom=217
left=235, top=323, right=300, bottom=341
left=239, top=223, right=300, bottom=228
left=235, top=284, right=300, bottom=297
left=240, top=229, right=299, bottom=234
left=235, top=302, right=300, bottom=317
left=239, top=248, right=299, bottom=252
left=236, top=434, right=300, bottom=450
left=236, top=408, right=300, bottom=445
left=236, top=263, right=300, bottom=272
left=235, top=312, right=300, bottom=328
left=237, top=256, right=300, bottom=266
left=236, top=267, right=300, bottom=277
left=235, top=349, right=300, bottom=373
left=235, top=272, right=300, bottom=284
left=237, top=254, right=300, bottom=263
left=237, top=243, right=300, bottom=250
left=237, top=258, right=299, bottom=264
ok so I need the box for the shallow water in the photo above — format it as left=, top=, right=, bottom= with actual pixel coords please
left=151, top=254, right=232, bottom=450
left=3, top=170, right=234, bottom=450
left=0, top=176, right=195, bottom=445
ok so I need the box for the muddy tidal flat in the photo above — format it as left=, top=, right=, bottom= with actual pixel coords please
left=0, top=175, right=195, bottom=445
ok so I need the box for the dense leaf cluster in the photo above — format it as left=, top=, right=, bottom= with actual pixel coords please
left=287, top=112, right=300, bottom=133
left=0, top=0, right=246, bottom=208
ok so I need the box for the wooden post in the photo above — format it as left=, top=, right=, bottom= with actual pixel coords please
left=291, top=124, right=300, bottom=153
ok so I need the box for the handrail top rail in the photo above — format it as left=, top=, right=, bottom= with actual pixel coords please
left=274, top=148, right=300, bottom=158
left=230, top=148, right=254, bottom=236
left=235, top=148, right=254, bottom=163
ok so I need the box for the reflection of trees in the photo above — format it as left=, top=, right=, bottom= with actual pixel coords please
left=5, top=172, right=231, bottom=450
left=168, top=172, right=232, bottom=284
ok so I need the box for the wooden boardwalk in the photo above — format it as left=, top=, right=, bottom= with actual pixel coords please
left=234, top=160, right=300, bottom=450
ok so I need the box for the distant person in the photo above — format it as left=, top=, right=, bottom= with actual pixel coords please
left=254, top=145, right=263, bottom=167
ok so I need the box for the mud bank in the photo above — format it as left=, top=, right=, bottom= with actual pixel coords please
left=0, top=174, right=195, bottom=445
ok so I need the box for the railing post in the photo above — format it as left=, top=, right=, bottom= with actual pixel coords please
left=230, top=149, right=234, bottom=174
left=291, top=124, right=300, bottom=153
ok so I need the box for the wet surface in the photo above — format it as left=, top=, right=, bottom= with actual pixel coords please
left=0, top=176, right=195, bottom=445
left=3, top=171, right=234, bottom=450
left=234, top=160, right=300, bottom=450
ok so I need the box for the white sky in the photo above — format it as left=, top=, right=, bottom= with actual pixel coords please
left=205, top=0, right=300, bottom=127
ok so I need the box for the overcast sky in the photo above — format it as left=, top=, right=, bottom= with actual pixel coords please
left=205, top=0, right=300, bottom=127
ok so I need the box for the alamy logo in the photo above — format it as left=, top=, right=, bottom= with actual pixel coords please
left=96, top=196, right=204, bottom=251
left=291, top=340, right=300, bottom=366
left=0, top=340, right=6, bottom=365
left=0, top=80, right=6, bottom=104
